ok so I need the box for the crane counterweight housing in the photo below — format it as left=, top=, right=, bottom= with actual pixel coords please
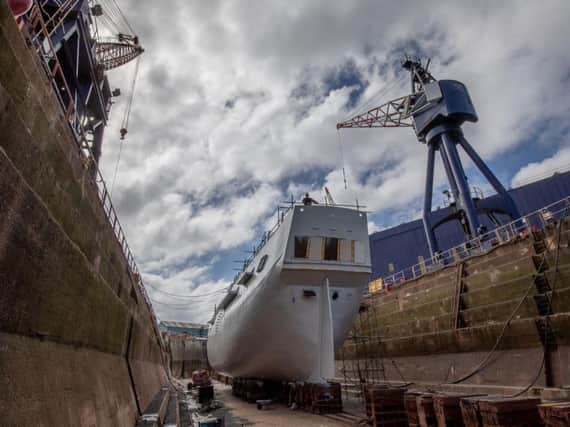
left=412, top=80, right=478, bottom=142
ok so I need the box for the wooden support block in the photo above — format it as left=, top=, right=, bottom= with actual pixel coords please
left=476, top=397, right=542, bottom=427
left=405, top=391, right=424, bottom=427
left=416, top=394, right=437, bottom=427
left=434, top=393, right=485, bottom=427
left=365, top=385, right=408, bottom=427
left=538, top=402, right=570, bottom=427
left=460, top=397, right=484, bottom=427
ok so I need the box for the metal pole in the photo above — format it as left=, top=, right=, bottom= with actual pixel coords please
left=422, top=142, right=439, bottom=255
left=439, top=144, right=461, bottom=203
left=441, top=132, right=481, bottom=237
left=458, top=135, right=521, bottom=219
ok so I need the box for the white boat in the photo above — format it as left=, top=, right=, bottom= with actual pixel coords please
left=207, top=202, right=371, bottom=383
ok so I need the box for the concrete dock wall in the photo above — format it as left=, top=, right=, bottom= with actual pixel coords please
left=0, top=3, right=167, bottom=425
left=164, top=335, right=208, bottom=378
left=339, top=222, right=570, bottom=390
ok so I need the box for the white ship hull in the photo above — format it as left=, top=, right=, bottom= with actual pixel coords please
left=208, top=205, right=371, bottom=382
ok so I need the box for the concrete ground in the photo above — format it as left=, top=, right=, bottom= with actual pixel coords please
left=184, top=380, right=364, bottom=426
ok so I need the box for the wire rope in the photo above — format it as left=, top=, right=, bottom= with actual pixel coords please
left=508, top=213, right=565, bottom=397
left=446, top=252, right=549, bottom=385
left=109, top=134, right=124, bottom=196
left=147, top=285, right=230, bottom=299
left=109, top=0, right=135, bottom=34
left=336, top=130, right=348, bottom=190
left=109, top=56, right=141, bottom=195
left=343, top=72, right=407, bottom=122
left=122, top=55, right=141, bottom=130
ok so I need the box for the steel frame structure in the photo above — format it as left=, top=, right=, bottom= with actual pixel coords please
left=338, top=58, right=520, bottom=255
left=96, top=38, right=143, bottom=71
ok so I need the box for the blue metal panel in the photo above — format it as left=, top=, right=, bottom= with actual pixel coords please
left=161, top=325, right=208, bottom=337
left=370, top=171, right=570, bottom=280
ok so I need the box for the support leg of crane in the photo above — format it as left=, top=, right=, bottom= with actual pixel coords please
left=457, top=135, right=521, bottom=219
left=440, top=132, right=481, bottom=238
left=423, top=142, right=439, bottom=256
left=439, top=142, right=461, bottom=204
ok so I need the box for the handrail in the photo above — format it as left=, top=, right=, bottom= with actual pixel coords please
left=377, top=196, right=570, bottom=292
left=18, top=2, right=158, bottom=324
left=231, top=202, right=364, bottom=283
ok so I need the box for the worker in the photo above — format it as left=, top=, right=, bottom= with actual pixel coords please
left=541, top=208, right=554, bottom=224
left=302, top=193, right=318, bottom=206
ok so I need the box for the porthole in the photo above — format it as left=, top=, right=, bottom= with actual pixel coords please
left=256, top=254, right=268, bottom=273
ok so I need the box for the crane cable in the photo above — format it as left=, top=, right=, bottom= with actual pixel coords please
left=342, top=72, right=407, bottom=122
left=337, top=129, right=348, bottom=190
left=97, top=0, right=132, bottom=35
left=109, top=0, right=135, bottom=34
left=109, top=56, right=141, bottom=195
left=509, top=216, right=564, bottom=397
left=121, top=55, right=141, bottom=137
left=334, top=72, right=408, bottom=195
left=148, top=285, right=230, bottom=299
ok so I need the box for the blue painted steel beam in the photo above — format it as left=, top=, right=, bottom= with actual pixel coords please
left=422, top=142, right=438, bottom=254
left=440, top=132, right=481, bottom=237
left=439, top=141, right=461, bottom=204
left=458, top=135, right=520, bottom=219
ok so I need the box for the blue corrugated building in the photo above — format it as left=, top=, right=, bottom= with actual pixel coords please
left=369, top=170, right=570, bottom=280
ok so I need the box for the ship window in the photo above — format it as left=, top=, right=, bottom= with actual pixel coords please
left=339, top=239, right=354, bottom=262
left=324, top=237, right=339, bottom=261
left=256, top=255, right=268, bottom=272
left=294, top=236, right=310, bottom=258
left=309, top=237, right=323, bottom=259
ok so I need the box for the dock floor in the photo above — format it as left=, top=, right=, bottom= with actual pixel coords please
left=188, top=380, right=360, bottom=426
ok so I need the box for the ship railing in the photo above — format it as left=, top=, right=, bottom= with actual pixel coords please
left=232, top=201, right=365, bottom=283
left=379, top=196, right=570, bottom=291
left=17, top=2, right=158, bottom=326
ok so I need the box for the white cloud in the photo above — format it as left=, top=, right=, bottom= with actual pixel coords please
left=95, top=0, right=570, bottom=321
left=511, top=145, right=570, bottom=188
left=143, top=266, right=230, bottom=323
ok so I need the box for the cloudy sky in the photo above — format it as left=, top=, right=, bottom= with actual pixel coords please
left=97, top=1, right=570, bottom=323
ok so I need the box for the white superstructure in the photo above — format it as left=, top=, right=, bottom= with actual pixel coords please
left=207, top=203, right=371, bottom=382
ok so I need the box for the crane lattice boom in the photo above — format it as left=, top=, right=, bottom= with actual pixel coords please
left=337, top=58, right=438, bottom=130
left=96, top=38, right=143, bottom=71
left=336, top=94, right=416, bottom=129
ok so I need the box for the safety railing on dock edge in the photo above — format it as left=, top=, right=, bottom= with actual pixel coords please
left=379, top=196, right=570, bottom=291
left=18, top=2, right=158, bottom=323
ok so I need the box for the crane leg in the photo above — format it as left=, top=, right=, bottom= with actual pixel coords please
left=439, top=144, right=461, bottom=203
left=422, top=143, right=439, bottom=255
left=440, top=132, right=481, bottom=238
left=458, top=136, right=520, bottom=219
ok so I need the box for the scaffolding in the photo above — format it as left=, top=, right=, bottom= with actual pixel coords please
left=340, top=302, right=386, bottom=402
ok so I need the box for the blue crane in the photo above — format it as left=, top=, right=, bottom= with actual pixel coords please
left=337, top=58, right=520, bottom=255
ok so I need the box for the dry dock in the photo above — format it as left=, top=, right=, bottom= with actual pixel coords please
left=184, top=380, right=363, bottom=427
